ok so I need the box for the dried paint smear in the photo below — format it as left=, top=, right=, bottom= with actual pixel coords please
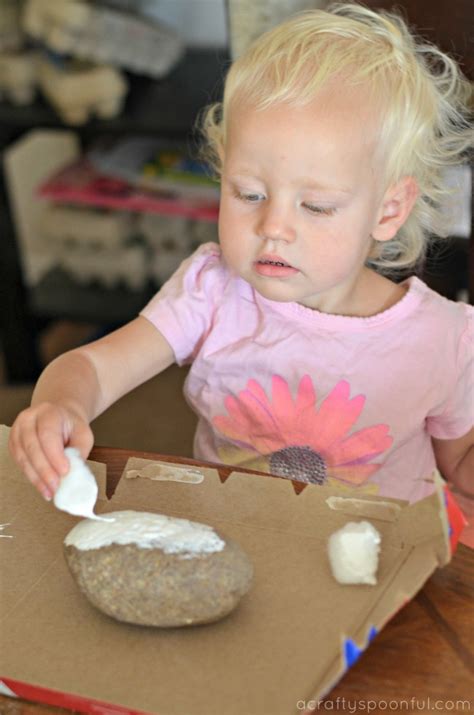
left=125, top=463, right=204, bottom=484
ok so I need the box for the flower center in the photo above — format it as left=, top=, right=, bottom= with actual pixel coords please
left=269, top=446, right=328, bottom=485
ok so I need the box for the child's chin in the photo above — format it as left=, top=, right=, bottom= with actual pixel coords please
left=253, top=281, right=299, bottom=303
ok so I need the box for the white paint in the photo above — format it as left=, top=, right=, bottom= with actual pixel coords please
left=54, top=448, right=111, bottom=522
left=126, top=463, right=204, bottom=483
left=0, top=523, right=12, bottom=538
left=0, top=681, right=17, bottom=697
left=328, top=520, right=381, bottom=586
left=65, top=510, right=225, bottom=558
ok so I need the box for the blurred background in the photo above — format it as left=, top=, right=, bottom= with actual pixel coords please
left=0, top=0, right=472, bottom=456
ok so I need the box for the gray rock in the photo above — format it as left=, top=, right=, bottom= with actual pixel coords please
left=64, top=519, right=253, bottom=627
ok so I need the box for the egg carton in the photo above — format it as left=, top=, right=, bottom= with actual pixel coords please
left=58, top=243, right=149, bottom=291
left=139, top=213, right=220, bottom=283
left=39, top=204, right=135, bottom=249
left=138, top=213, right=192, bottom=284
left=37, top=54, right=128, bottom=125
left=23, top=0, right=184, bottom=79
left=0, top=49, right=37, bottom=104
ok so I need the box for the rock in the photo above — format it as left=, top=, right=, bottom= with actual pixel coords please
left=64, top=510, right=254, bottom=627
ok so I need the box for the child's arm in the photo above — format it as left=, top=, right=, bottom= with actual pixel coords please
left=432, top=428, right=474, bottom=498
left=8, top=316, right=174, bottom=500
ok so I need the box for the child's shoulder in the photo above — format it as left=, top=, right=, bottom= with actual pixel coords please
left=180, top=242, right=254, bottom=296
left=188, top=241, right=223, bottom=267
left=165, top=242, right=247, bottom=304
left=405, top=277, right=473, bottom=350
left=178, top=242, right=227, bottom=285
left=408, top=276, right=472, bottom=322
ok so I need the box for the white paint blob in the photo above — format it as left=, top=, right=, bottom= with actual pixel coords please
left=328, top=520, right=381, bottom=585
left=0, top=523, right=12, bottom=539
left=65, top=510, right=226, bottom=557
left=54, top=448, right=110, bottom=521
left=0, top=680, right=18, bottom=697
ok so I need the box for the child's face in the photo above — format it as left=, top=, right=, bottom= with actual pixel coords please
left=218, top=88, right=389, bottom=313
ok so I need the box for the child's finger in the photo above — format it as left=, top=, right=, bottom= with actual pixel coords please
left=67, top=422, right=94, bottom=462
left=19, top=423, right=62, bottom=496
left=21, top=443, right=57, bottom=496
left=13, top=447, right=53, bottom=500
left=8, top=407, right=35, bottom=453
left=7, top=422, right=22, bottom=463
left=36, top=414, right=70, bottom=477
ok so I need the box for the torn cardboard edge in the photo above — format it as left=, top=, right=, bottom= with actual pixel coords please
left=0, top=424, right=464, bottom=715
left=118, top=457, right=451, bottom=564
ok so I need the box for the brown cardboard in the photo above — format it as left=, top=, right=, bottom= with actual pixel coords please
left=0, top=425, right=451, bottom=715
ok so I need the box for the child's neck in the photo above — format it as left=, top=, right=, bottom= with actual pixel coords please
left=344, top=268, right=408, bottom=318
left=307, top=268, right=408, bottom=318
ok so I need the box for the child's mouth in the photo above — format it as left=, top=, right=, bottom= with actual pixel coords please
left=255, top=256, right=299, bottom=277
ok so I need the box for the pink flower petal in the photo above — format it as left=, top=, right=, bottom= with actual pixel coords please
left=214, top=396, right=265, bottom=442
left=271, top=377, right=314, bottom=443
left=213, top=376, right=393, bottom=477
left=276, top=375, right=324, bottom=447
left=262, top=375, right=313, bottom=445
left=238, top=390, right=287, bottom=449
left=312, top=380, right=366, bottom=450
left=267, top=375, right=319, bottom=445
left=222, top=394, right=254, bottom=433
left=215, top=376, right=320, bottom=453
left=215, top=387, right=285, bottom=453
left=225, top=390, right=274, bottom=435
left=271, top=375, right=297, bottom=422
left=246, top=379, right=271, bottom=405
left=288, top=375, right=324, bottom=444
left=328, top=424, right=393, bottom=466
left=295, top=374, right=317, bottom=412
left=329, top=463, right=381, bottom=484
left=212, top=415, right=251, bottom=443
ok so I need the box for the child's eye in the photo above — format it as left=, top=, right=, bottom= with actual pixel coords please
left=233, top=190, right=264, bottom=203
left=303, top=203, right=335, bottom=216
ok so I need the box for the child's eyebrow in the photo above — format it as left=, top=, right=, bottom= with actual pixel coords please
left=299, top=178, right=352, bottom=195
left=224, top=172, right=261, bottom=182
left=225, top=171, right=352, bottom=196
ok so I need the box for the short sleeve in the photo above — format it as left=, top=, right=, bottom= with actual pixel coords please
left=139, top=243, right=224, bottom=365
left=426, top=305, right=474, bottom=439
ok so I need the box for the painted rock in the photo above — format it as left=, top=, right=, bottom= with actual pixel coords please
left=64, top=510, right=254, bottom=627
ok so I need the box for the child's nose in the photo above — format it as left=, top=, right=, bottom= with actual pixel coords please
left=257, top=202, right=297, bottom=243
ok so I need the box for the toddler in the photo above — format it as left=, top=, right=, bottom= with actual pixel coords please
left=9, top=3, right=473, bottom=504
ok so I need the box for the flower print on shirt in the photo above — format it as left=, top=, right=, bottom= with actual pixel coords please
left=212, top=375, right=393, bottom=488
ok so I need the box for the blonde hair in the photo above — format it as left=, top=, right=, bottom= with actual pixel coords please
left=200, top=2, right=473, bottom=274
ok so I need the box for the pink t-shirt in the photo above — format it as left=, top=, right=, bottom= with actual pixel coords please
left=140, top=243, right=473, bottom=502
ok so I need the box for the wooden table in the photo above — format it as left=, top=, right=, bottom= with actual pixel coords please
left=2, top=446, right=473, bottom=715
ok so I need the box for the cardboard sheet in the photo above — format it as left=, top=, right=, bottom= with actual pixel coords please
left=0, top=425, right=451, bottom=715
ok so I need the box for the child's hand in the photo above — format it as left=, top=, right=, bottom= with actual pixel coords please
left=8, top=402, right=93, bottom=501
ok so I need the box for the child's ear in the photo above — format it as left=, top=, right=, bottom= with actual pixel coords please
left=371, top=176, right=418, bottom=242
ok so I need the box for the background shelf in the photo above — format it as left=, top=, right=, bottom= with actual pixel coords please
left=29, top=268, right=156, bottom=325
left=0, top=48, right=228, bottom=382
left=0, top=49, right=229, bottom=137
